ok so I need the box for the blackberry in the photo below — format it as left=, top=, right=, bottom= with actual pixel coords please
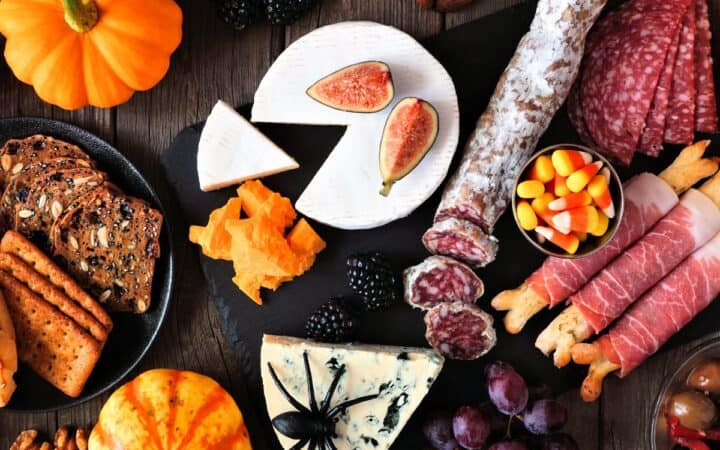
left=263, top=0, right=316, bottom=26
left=305, top=298, right=358, bottom=343
left=218, top=0, right=262, bottom=31
left=346, top=252, right=397, bottom=311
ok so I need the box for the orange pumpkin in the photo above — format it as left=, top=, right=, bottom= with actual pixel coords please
left=0, top=0, right=183, bottom=110
left=89, top=369, right=253, bottom=450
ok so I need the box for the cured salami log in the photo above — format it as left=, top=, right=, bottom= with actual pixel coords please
left=526, top=173, right=677, bottom=306
left=597, top=232, right=720, bottom=377
left=403, top=255, right=484, bottom=310
left=664, top=3, right=696, bottom=145
left=694, top=0, right=719, bottom=133
left=426, top=0, right=607, bottom=266
left=581, top=0, right=691, bottom=165
left=639, top=29, right=680, bottom=155
left=424, top=301, right=496, bottom=360
left=572, top=189, right=720, bottom=334
left=422, top=217, right=499, bottom=268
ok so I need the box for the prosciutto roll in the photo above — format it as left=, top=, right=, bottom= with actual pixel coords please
left=598, top=231, right=720, bottom=377
left=572, top=189, right=720, bottom=334
left=526, top=173, right=677, bottom=307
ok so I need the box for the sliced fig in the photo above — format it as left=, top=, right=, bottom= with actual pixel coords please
left=379, top=97, right=439, bottom=196
left=306, top=61, right=394, bottom=113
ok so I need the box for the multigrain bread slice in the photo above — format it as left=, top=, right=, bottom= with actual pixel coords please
left=0, top=231, right=113, bottom=332
left=0, top=271, right=102, bottom=398
left=0, top=253, right=110, bottom=342
left=51, top=187, right=163, bottom=313
left=0, top=136, right=94, bottom=188
left=0, top=289, right=17, bottom=407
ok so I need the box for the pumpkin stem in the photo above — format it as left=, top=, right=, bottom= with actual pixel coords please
left=63, top=0, right=99, bottom=33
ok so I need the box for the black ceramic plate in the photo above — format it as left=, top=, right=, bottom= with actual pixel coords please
left=0, top=117, right=175, bottom=412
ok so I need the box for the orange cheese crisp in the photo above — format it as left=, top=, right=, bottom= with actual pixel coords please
left=189, top=180, right=325, bottom=305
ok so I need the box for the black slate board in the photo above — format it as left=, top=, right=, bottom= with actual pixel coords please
left=162, top=2, right=720, bottom=448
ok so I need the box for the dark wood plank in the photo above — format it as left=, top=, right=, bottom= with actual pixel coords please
left=445, top=0, right=524, bottom=28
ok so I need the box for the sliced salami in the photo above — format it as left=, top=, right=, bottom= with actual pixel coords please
left=403, top=255, right=484, bottom=310
left=639, top=28, right=680, bottom=155
left=422, top=218, right=499, bottom=268
left=567, top=80, right=597, bottom=148
left=581, top=0, right=691, bottom=164
left=431, top=0, right=607, bottom=234
left=694, top=0, right=718, bottom=133
left=424, top=302, right=496, bottom=360
left=664, top=3, right=697, bottom=145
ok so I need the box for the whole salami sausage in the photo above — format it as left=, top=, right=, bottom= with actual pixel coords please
left=403, top=255, right=484, bottom=310
left=427, top=0, right=607, bottom=267
left=424, top=301, right=496, bottom=360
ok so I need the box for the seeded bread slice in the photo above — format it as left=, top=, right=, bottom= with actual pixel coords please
left=51, top=187, right=163, bottom=314
left=14, top=167, right=106, bottom=250
left=0, top=136, right=93, bottom=188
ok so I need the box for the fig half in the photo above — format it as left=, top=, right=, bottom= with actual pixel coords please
left=306, top=61, right=394, bottom=113
left=379, top=97, right=439, bottom=196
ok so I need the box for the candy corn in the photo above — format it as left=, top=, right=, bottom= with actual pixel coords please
left=529, top=155, right=555, bottom=183
left=548, top=191, right=592, bottom=211
left=587, top=173, right=615, bottom=218
left=536, top=226, right=580, bottom=254
left=551, top=205, right=599, bottom=234
left=551, top=149, right=593, bottom=176
left=517, top=180, right=545, bottom=199
left=531, top=192, right=556, bottom=224
left=516, top=200, right=538, bottom=231
left=567, top=161, right=603, bottom=193
left=575, top=231, right=588, bottom=242
left=552, top=175, right=571, bottom=197
left=590, top=211, right=609, bottom=237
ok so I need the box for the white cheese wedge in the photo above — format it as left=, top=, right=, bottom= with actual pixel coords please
left=252, top=22, right=459, bottom=229
left=197, top=100, right=299, bottom=192
left=261, top=334, right=444, bottom=450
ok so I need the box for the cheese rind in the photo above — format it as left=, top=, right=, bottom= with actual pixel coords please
left=261, top=334, right=445, bottom=449
left=252, top=22, right=460, bottom=229
left=197, top=100, right=299, bottom=192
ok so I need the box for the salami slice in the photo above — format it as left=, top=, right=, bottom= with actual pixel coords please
left=431, top=0, right=607, bottom=235
left=665, top=3, right=697, bottom=145
left=639, top=28, right=681, bottom=155
left=581, top=0, right=691, bottom=164
left=422, top=218, right=499, bottom=268
left=567, top=80, right=597, bottom=148
left=403, top=255, right=484, bottom=310
left=424, top=302, right=496, bottom=360
left=694, top=0, right=718, bottom=133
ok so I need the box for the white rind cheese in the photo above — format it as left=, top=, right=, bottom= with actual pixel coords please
left=261, top=334, right=445, bottom=450
left=197, top=100, right=299, bottom=192
left=252, top=22, right=460, bottom=229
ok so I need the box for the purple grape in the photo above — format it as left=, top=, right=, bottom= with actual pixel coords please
left=485, top=360, right=514, bottom=382
left=523, top=400, right=568, bottom=435
left=488, top=439, right=529, bottom=450
left=528, top=383, right=555, bottom=402
left=541, top=433, right=579, bottom=450
left=423, top=410, right=458, bottom=450
left=452, top=405, right=491, bottom=450
left=487, top=363, right=529, bottom=415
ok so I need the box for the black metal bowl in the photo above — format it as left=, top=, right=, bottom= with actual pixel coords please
left=0, top=117, right=175, bottom=412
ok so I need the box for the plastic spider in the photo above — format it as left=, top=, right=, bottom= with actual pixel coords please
left=267, top=351, right=380, bottom=450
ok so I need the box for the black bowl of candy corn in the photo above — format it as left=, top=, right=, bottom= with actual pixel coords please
left=512, top=143, right=625, bottom=258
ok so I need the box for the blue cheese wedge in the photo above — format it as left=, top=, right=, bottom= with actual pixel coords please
left=197, top=100, right=299, bottom=192
left=261, top=334, right=444, bottom=449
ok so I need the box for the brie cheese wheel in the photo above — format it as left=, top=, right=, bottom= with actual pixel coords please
left=252, top=21, right=460, bottom=229
left=197, top=100, right=299, bottom=192
left=261, top=335, right=445, bottom=450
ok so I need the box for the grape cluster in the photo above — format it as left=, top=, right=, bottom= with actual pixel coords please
left=423, top=360, right=578, bottom=450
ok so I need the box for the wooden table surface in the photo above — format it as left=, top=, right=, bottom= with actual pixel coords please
left=0, top=0, right=714, bottom=448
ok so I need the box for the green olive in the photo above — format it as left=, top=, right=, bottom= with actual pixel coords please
left=688, top=360, right=720, bottom=395
left=668, top=390, right=718, bottom=431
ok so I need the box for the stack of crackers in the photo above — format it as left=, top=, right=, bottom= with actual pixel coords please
left=0, top=230, right=112, bottom=399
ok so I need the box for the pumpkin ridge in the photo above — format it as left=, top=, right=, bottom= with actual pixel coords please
left=82, top=33, right=134, bottom=108
left=164, top=370, right=182, bottom=450
left=174, top=385, right=228, bottom=450
left=205, top=425, right=251, bottom=450
left=31, top=32, right=88, bottom=109
left=125, top=377, right=165, bottom=450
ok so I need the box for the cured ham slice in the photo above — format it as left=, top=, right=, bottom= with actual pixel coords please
left=572, top=232, right=720, bottom=401
left=537, top=177, right=720, bottom=367
left=664, top=2, right=697, bottom=145
left=694, top=0, right=719, bottom=133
